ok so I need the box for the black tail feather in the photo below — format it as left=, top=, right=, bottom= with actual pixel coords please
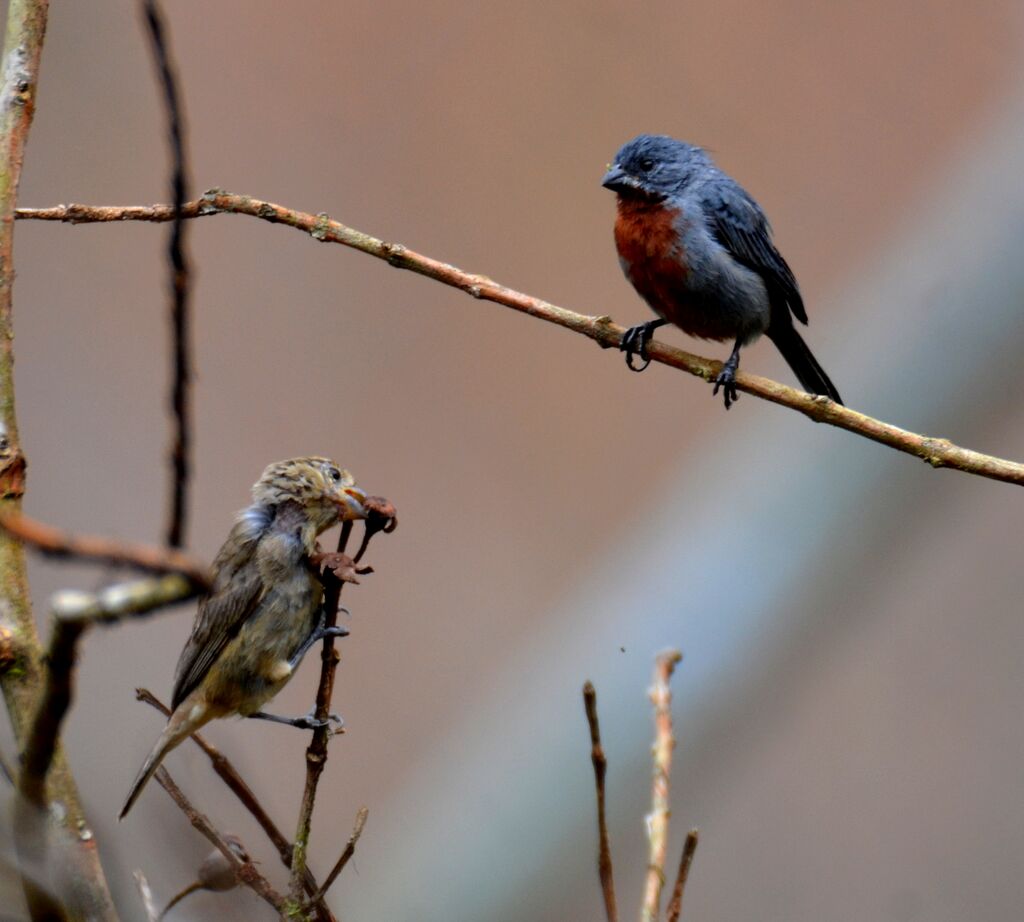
left=766, top=323, right=842, bottom=404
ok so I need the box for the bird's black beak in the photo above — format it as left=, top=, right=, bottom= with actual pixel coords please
left=601, top=164, right=642, bottom=195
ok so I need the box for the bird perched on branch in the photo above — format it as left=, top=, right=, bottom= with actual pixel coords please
left=120, top=456, right=368, bottom=819
left=602, top=134, right=841, bottom=409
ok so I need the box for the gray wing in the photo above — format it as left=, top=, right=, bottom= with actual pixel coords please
left=171, top=544, right=266, bottom=709
left=700, top=179, right=807, bottom=325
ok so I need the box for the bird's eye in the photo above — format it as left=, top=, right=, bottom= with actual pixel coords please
left=639, top=158, right=655, bottom=172
left=328, top=468, right=342, bottom=482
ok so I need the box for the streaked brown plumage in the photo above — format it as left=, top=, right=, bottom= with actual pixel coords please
left=120, top=457, right=367, bottom=819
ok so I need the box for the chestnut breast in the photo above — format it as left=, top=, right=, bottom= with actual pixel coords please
left=614, top=198, right=740, bottom=342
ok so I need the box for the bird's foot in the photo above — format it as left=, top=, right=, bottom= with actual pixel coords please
left=289, top=620, right=350, bottom=669
left=619, top=320, right=667, bottom=372
left=249, top=708, right=344, bottom=732
left=712, top=363, right=740, bottom=410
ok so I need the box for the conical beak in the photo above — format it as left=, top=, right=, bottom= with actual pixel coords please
left=337, top=484, right=368, bottom=520
left=601, top=164, right=641, bottom=194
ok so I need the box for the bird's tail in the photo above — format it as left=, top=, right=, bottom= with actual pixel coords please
left=766, top=322, right=843, bottom=404
left=119, top=698, right=210, bottom=819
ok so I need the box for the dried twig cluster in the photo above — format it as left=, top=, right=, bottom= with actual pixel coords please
left=584, top=652, right=699, bottom=922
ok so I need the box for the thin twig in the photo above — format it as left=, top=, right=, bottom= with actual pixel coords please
left=14, top=192, right=1024, bottom=488
left=136, top=687, right=335, bottom=922
left=641, top=650, right=682, bottom=922
left=303, top=806, right=368, bottom=908
left=0, top=510, right=211, bottom=589
left=154, top=767, right=286, bottom=913
left=583, top=681, right=617, bottom=922
left=289, top=498, right=396, bottom=909
left=133, top=869, right=160, bottom=922
left=665, top=830, right=699, bottom=922
left=141, top=0, right=192, bottom=549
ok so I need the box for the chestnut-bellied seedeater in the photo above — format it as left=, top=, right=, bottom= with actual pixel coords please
left=603, top=134, right=842, bottom=409
left=120, top=457, right=368, bottom=819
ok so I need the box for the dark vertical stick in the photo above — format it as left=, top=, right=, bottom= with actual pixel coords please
left=289, top=499, right=396, bottom=908
left=582, top=681, right=617, bottom=922
left=665, top=830, right=699, bottom=922
left=141, top=0, right=192, bottom=549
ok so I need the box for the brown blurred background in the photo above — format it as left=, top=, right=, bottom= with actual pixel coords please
left=2, top=1, right=1024, bottom=919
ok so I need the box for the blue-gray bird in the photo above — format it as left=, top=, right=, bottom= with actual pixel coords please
left=602, top=134, right=841, bottom=408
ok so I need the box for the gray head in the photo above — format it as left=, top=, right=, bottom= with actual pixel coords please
left=601, top=134, right=711, bottom=201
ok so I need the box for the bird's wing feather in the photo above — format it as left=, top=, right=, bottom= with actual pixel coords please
left=700, top=179, right=807, bottom=325
left=171, top=560, right=266, bottom=709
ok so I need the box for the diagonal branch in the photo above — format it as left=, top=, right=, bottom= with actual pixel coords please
left=135, top=687, right=335, bottom=922
left=665, top=829, right=699, bottom=922
left=140, top=0, right=193, bottom=550
left=154, top=767, right=287, bottom=914
left=0, top=510, right=211, bottom=589
left=13, top=191, right=1024, bottom=487
left=302, top=806, right=368, bottom=909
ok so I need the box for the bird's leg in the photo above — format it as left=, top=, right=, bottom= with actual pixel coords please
left=620, top=318, right=668, bottom=372
left=288, top=604, right=350, bottom=669
left=248, top=709, right=344, bottom=732
left=712, top=338, right=743, bottom=409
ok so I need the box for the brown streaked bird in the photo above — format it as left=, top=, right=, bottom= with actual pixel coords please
left=120, top=457, right=368, bottom=819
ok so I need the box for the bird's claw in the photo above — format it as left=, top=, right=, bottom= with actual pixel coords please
left=292, top=710, right=345, bottom=732
left=712, top=368, right=740, bottom=410
left=620, top=322, right=658, bottom=372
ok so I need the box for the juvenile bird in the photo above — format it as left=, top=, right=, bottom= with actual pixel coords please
left=120, top=456, right=368, bottom=819
left=602, top=134, right=842, bottom=409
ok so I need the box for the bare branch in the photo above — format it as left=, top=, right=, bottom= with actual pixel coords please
left=14, top=191, right=1024, bottom=487
left=140, top=0, right=193, bottom=549
left=583, top=680, right=617, bottom=922
left=18, top=575, right=199, bottom=814
left=154, top=767, right=287, bottom=914
left=0, top=510, right=211, bottom=589
left=640, top=649, right=682, bottom=922
left=665, top=829, right=699, bottom=922
left=136, top=687, right=335, bottom=922
left=133, top=870, right=160, bottom=922
left=289, top=497, right=396, bottom=908
left=303, top=806, right=368, bottom=908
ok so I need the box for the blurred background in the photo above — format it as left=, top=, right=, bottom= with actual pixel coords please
left=2, top=1, right=1024, bottom=919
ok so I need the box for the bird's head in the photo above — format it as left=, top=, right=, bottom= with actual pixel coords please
left=602, top=134, right=709, bottom=202
left=251, top=456, right=367, bottom=533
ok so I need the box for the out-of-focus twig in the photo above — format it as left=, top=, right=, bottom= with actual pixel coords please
left=640, top=649, right=682, bottom=922
left=154, top=767, right=286, bottom=913
left=303, top=806, right=368, bottom=909
left=141, top=0, right=193, bottom=549
left=15, top=191, right=1024, bottom=488
left=13, top=575, right=199, bottom=920
left=0, top=510, right=211, bottom=589
left=136, top=687, right=335, bottom=922
left=665, top=829, right=699, bottom=922
left=583, top=681, right=617, bottom=922
left=289, top=497, right=396, bottom=908
left=134, top=869, right=160, bottom=922
left=14, top=572, right=199, bottom=914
